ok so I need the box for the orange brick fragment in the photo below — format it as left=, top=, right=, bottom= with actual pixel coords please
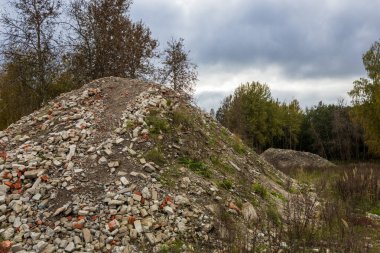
left=40, top=175, right=49, bottom=181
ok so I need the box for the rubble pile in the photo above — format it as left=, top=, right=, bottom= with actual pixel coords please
left=0, top=77, right=291, bottom=252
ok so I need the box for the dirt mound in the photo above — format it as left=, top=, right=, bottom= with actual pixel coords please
left=261, top=148, right=336, bottom=171
left=0, top=77, right=293, bottom=252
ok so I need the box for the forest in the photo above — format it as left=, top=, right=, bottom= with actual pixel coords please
left=215, top=41, right=380, bottom=161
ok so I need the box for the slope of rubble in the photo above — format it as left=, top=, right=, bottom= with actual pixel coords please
left=0, top=77, right=294, bottom=253
left=261, top=148, right=336, bottom=172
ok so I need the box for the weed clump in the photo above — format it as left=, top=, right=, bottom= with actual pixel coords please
left=218, top=179, right=233, bottom=190
left=252, top=182, right=268, bottom=199
left=179, top=157, right=211, bottom=178
left=145, top=148, right=165, bottom=166
left=146, top=115, right=169, bottom=135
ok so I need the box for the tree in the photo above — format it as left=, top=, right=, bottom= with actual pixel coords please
left=67, top=0, right=158, bottom=83
left=160, top=38, right=198, bottom=97
left=349, top=40, right=380, bottom=155
left=1, top=0, right=62, bottom=103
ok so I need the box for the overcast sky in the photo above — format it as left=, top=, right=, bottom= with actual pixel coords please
left=130, top=0, right=380, bottom=111
left=1, top=0, right=379, bottom=111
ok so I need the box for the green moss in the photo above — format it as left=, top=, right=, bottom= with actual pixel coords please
left=179, top=157, right=211, bottom=178
left=252, top=182, right=269, bottom=199
left=218, top=179, right=233, bottom=190
left=145, top=148, right=165, bottom=166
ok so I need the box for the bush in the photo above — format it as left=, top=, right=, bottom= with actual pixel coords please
left=146, top=115, right=169, bottom=135
left=252, top=182, right=268, bottom=199
left=145, top=148, right=165, bottom=166
left=335, top=167, right=380, bottom=210
left=172, top=107, right=192, bottom=127
left=218, top=179, right=233, bottom=190
left=179, top=157, right=211, bottom=178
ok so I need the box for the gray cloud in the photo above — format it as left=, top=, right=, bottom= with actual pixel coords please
left=131, top=0, right=380, bottom=78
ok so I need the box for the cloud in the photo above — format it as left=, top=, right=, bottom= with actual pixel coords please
left=131, top=0, right=380, bottom=79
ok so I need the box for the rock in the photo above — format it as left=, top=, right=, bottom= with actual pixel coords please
left=133, top=220, right=143, bottom=233
left=120, top=177, right=129, bottom=185
left=82, top=228, right=92, bottom=243
left=180, top=177, right=191, bottom=188
left=98, top=156, right=107, bottom=165
left=143, top=163, right=156, bottom=173
left=241, top=202, right=258, bottom=221
left=163, top=206, right=174, bottom=215
left=145, top=233, right=156, bottom=245
left=24, top=169, right=44, bottom=179
left=108, top=161, right=119, bottom=168
left=64, top=242, right=75, bottom=252
left=2, top=228, right=14, bottom=240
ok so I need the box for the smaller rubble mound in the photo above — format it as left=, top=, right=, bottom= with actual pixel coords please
left=261, top=148, right=335, bottom=171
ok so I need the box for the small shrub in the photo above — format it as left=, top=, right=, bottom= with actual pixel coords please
left=335, top=167, right=380, bottom=210
left=231, top=136, right=246, bottom=154
left=267, top=205, right=281, bottom=226
left=159, top=240, right=183, bottom=253
left=179, top=157, right=211, bottom=178
left=252, top=182, right=268, bottom=199
left=145, top=148, right=165, bottom=166
left=146, top=115, right=169, bottom=134
left=160, top=166, right=181, bottom=187
left=172, top=107, right=192, bottom=127
left=210, top=155, right=235, bottom=174
left=218, top=179, right=233, bottom=190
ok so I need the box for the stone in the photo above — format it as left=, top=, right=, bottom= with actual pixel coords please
left=241, top=202, right=258, bottom=221
left=163, top=206, right=174, bottom=215
left=82, top=228, right=92, bottom=243
left=145, top=233, right=156, bottom=245
left=24, top=169, right=44, bottom=179
left=2, top=228, right=15, bottom=240
left=98, top=156, right=107, bottom=164
left=143, top=163, right=156, bottom=173
left=64, top=242, right=75, bottom=252
left=133, top=220, right=143, bottom=233
left=120, top=177, right=129, bottom=185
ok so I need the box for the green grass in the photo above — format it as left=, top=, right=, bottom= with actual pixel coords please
left=179, top=157, right=211, bottom=178
left=145, top=115, right=169, bottom=135
left=160, top=166, right=182, bottom=187
left=267, top=205, right=282, bottom=226
left=159, top=239, right=183, bottom=253
left=172, top=107, right=192, bottom=127
left=252, top=182, right=269, bottom=199
left=210, top=155, right=235, bottom=175
left=145, top=148, right=165, bottom=166
left=218, top=179, right=233, bottom=190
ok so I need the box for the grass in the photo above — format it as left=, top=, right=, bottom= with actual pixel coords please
left=267, top=205, right=281, bottom=226
left=145, top=148, right=165, bottom=166
left=160, top=166, right=182, bottom=187
left=179, top=157, right=211, bottom=178
left=252, top=182, right=269, bottom=199
left=145, top=114, right=169, bottom=135
left=210, top=155, right=235, bottom=175
left=172, top=107, right=192, bottom=127
left=218, top=179, right=233, bottom=190
left=159, top=239, right=183, bottom=253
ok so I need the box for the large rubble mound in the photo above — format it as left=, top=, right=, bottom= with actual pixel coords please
left=0, top=77, right=292, bottom=253
left=261, top=148, right=336, bottom=171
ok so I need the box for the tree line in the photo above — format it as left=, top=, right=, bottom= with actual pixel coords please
left=0, top=0, right=197, bottom=130
left=216, top=40, right=380, bottom=160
